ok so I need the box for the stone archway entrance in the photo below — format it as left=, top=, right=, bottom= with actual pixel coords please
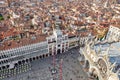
left=43, top=54, right=45, bottom=58
left=33, top=57, right=36, bottom=61
left=15, top=63, right=18, bottom=67
left=6, top=65, right=9, bottom=68
left=18, top=61, right=22, bottom=65
left=79, top=54, right=85, bottom=64
left=46, top=54, right=49, bottom=57
left=62, top=48, right=64, bottom=53
left=22, top=60, right=25, bottom=63
left=29, top=58, right=32, bottom=62
left=83, top=60, right=90, bottom=71
left=36, top=56, right=39, bottom=60
left=49, top=53, right=52, bottom=56
left=89, top=68, right=99, bottom=80
left=39, top=55, right=42, bottom=59
left=26, top=59, right=29, bottom=63
left=2, top=66, right=5, bottom=69
left=57, top=49, right=61, bottom=54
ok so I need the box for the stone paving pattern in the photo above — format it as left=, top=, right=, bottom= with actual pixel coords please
left=3, top=48, right=90, bottom=80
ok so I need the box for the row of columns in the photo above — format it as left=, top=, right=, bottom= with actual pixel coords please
left=0, top=53, right=50, bottom=71
left=0, top=50, right=61, bottom=72
left=0, top=62, right=31, bottom=80
left=0, top=46, right=66, bottom=80
left=0, top=42, right=47, bottom=60
left=0, top=53, right=50, bottom=80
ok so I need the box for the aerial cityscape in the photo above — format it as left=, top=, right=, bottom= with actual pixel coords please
left=0, top=0, right=120, bottom=80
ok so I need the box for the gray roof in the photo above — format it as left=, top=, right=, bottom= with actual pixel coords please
left=94, top=42, right=120, bottom=76
left=94, top=42, right=120, bottom=64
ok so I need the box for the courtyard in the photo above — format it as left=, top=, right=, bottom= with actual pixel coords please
left=3, top=48, right=90, bottom=80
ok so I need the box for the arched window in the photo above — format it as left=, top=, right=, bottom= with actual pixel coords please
left=18, top=61, right=22, bottom=65
left=6, top=65, right=9, bottom=68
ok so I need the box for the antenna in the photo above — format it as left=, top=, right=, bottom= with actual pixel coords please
left=51, top=52, right=57, bottom=80
left=53, top=52, right=56, bottom=71
left=59, top=59, right=63, bottom=80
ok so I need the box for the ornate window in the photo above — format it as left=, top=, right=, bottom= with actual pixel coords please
left=97, top=58, right=107, bottom=77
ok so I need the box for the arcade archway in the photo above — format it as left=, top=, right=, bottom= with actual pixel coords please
left=57, top=49, right=61, bottom=54
left=83, top=60, right=90, bottom=71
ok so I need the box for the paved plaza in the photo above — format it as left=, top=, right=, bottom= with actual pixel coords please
left=3, top=48, right=90, bottom=80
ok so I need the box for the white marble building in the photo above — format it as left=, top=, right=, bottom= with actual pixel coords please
left=0, top=28, right=79, bottom=70
left=47, top=29, right=69, bottom=55
left=106, top=25, right=120, bottom=42
left=79, top=41, right=120, bottom=80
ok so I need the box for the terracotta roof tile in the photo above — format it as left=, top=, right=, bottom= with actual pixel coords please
left=0, top=34, right=47, bottom=50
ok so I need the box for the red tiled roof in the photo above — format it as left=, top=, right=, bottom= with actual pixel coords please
left=0, top=34, right=48, bottom=50
left=68, top=31, right=77, bottom=37
left=3, top=28, right=20, bottom=38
